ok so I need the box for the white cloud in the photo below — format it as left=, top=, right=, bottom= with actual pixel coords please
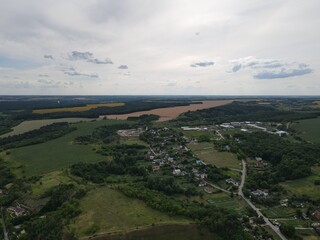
left=0, top=0, right=319, bottom=95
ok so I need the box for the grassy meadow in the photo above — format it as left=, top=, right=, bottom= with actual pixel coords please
left=280, top=167, right=320, bottom=199
left=0, top=117, right=92, bottom=138
left=6, top=119, right=133, bottom=176
left=293, top=117, right=320, bottom=143
left=188, top=142, right=241, bottom=169
left=73, top=187, right=191, bottom=238
left=33, top=102, right=125, bottom=114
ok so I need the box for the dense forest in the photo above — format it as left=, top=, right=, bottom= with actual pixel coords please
left=0, top=122, right=76, bottom=150
left=176, top=101, right=319, bottom=125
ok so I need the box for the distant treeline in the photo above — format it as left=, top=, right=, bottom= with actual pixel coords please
left=5, top=100, right=195, bottom=120
left=176, top=101, right=320, bottom=124
left=0, top=122, right=76, bottom=150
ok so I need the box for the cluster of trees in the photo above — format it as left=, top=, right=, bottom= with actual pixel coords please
left=0, top=122, right=76, bottom=150
left=71, top=144, right=148, bottom=183
left=127, top=114, right=160, bottom=122
left=0, top=159, right=14, bottom=188
left=234, top=132, right=320, bottom=181
left=75, top=123, right=133, bottom=145
left=0, top=116, right=21, bottom=135
left=146, top=175, right=200, bottom=196
left=119, top=184, right=252, bottom=240
left=206, top=165, right=228, bottom=182
left=177, top=101, right=319, bottom=125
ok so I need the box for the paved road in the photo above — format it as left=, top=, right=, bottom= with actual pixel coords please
left=238, top=160, right=287, bottom=240
left=1, top=207, right=9, bottom=240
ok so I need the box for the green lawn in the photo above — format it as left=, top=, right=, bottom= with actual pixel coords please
left=188, top=143, right=241, bottom=169
left=73, top=187, right=191, bottom=238
left=280, top=167, right=320, bottom=199
left=293, top=117, right=320, bottom=143
left=7, top=119, right=133, bottom=176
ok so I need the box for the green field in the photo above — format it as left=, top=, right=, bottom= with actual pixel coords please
left=293, top=117, right=320, bottom=143
left=280, top=167, right=320, bottom=199
left=261, top=206, right=296, bottom=218
left=205, top=192, right=247, bottom=214
left=6, top=119, right=133, bottom=176
left=0, top=117, right=92, bottom=138
left=295, top=229, right=320, bottom=240
left=92, top=224, right=217, bottom=240
left=119, top=136, right=148, bottom=146
left=188, top=142, right=241, bottom=169
left=73, top=187, right=191, bottom=238
left=30, top=170, right=75, bottom=197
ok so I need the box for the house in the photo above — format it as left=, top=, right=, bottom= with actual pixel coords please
left=251, top=189, right=269, bottom=197
left=291, top=201, right=304, bottom=208
left=274, top=130, right=289, bottom=137
left=280, top=199, right=288, bottom=207
left=198, top=181, right=207, bottom=187
left=312, top=210, right=320, bottom=219
left=200, top=173, right=208, bottom=179
left=173, top=169, right=181, bottom=176
left=204, top=186, right=214, bottom=194
left=226, top=178, right=239, bottom=187
left=152, top=165, right=160, bottom=172
left=255, top=157, right=262, bottom=161
left=256, top=160, right=265, bottom=168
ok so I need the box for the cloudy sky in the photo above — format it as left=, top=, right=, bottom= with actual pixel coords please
left=0, top=0, right=319, bottom=95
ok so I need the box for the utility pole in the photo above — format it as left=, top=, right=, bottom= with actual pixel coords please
left=1, top=207, right=9, bottom=240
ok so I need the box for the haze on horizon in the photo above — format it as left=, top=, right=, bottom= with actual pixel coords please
left=0, top=0, right=319, bottom=95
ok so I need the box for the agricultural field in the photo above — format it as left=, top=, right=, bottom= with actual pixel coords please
left=292, top=117, right=320, bottom=143
left=73, top=187, right=191, bottom=238
left=280, top=167, right=320, bottom=199
left=188, top=142, right=241, bottom=169
left=5, top=119, right=133, bottom=176
left=1, top=117, right=92, bottom=138
left=33, top=102, right=125, bottom=114
left=107, top=100, right=232, bottom=121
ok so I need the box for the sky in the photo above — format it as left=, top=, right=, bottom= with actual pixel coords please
left=0, top=0, right=319, bottom=95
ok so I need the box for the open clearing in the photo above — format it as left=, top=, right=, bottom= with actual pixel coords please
left=73, top=187, right=191, bottom=238
left=205, top=192, right=247, bottom=214
left=1, top=117, right=92, bottom=138
left=188, top=142, right=241, bottom=169
left=292, top=117, right=320, bottom=143
left=261, top=206, right=296, bottom=218
left=106, top=100, right=232, bottom=121
left=33, top=102, right=125, bottom=114
left=7, top=120, right=132, bottom=176
left=280, top=167, right=320, bottom=199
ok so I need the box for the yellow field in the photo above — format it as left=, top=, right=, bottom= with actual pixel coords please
left=33, top=102, right=125, bottom=114
left=311, top=101, right=320, bottom=108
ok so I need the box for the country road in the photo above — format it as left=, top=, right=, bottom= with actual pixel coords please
left=239, top=160, right=288, bottom=240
